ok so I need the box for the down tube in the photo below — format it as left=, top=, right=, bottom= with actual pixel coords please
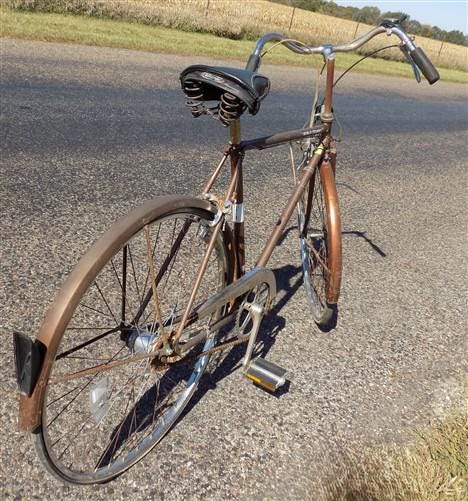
left=256, top=145, right=327, bottom=268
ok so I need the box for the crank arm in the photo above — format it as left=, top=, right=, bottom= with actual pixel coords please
left=241, top=302, right=265, bottom=369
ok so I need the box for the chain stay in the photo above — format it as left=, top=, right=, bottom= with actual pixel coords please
left=49, top=333, right=250, bottom=384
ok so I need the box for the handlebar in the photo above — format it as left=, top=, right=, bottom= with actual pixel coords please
left=405, top=47, right=440, bottom=84
left=246, top=21, right=440, bottom=85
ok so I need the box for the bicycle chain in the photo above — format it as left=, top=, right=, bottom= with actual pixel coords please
left=50, top=334, right=251, bottom=382
left=153, top=335, right=250, bottom=371
left=186, top=335, right=249, bottom=360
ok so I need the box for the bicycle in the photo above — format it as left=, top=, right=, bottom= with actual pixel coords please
left=13, top=19, right=439, bottom=484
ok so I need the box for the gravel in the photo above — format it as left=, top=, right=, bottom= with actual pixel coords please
left=1, top=39, right=466, bottom=499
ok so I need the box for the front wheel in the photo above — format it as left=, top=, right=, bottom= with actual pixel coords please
left=297, top=161, right=342, bottom=328
left=34, top=197, right=231, bottom=484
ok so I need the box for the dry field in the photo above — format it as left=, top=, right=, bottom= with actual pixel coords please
left=327, top=410, right=468, bottom=500
left=5, top=0, right=468, bottom=70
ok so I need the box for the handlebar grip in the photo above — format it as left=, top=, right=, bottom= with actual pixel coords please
left=246, top=54, right=261, bottom=72
left=409, top=47, right=440, bottom=84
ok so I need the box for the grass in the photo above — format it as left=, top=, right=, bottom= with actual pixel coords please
left=1, top=8, right=467, bottom=84
left=326, top=411, right=468, bottom=500
left=3, top=0, right=467, bottom=71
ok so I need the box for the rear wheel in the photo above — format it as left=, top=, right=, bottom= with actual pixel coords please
left=35, top=201, right=230, bottom=484
left=297, top=161, right=342, bottom=328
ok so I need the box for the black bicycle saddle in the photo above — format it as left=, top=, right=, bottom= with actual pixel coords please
left=180, top=65, right=270, bottom=126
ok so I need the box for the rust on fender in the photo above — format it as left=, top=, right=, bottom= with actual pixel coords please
left=320, top=160, right=342, bottom=303
left=17, top=195, right=235, bottom=433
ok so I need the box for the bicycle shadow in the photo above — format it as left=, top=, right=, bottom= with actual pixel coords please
left=184, top=226, right=388, bottom=408
left=107, top=225, right=388, bottom=458
left=342, top=230, right=387, bottom=257
left=188, top=221, right=389, bottom=406
left=278, top=225, right=387, bottom=259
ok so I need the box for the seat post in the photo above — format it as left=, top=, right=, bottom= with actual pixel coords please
left=229, top=119, right=241, bottom=145
left=229, top=119, right=245, bottom=275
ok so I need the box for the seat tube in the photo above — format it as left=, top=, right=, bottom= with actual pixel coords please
left=230, top=120, right=245, bottom=276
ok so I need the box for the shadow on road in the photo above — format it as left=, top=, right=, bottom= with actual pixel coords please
left=342, top=230, right=387, bottom=257
left=183, top=261, right=304, bottom=416
left=154, top=222, right=388, bottom=439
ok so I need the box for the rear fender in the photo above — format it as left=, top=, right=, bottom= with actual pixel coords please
left=18, top=195, right=235, bottom=433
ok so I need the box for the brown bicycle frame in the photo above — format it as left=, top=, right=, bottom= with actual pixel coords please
left=172, top=57, right=338, bottom=345
left=17, top=19, right=439, bottom=439
left=18, top=58, right=339, bottom=432
left=222, top=59, right=333, bottom=271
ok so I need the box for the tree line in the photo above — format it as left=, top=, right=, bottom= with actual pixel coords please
left=272, top=0, right=467, bottom=46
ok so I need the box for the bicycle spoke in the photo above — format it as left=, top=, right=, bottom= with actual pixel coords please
left=47, top=345, right=127, bottom=422
left=141, top=222, right=162, bottom=307
left=66, top=326, right=116, bottom=330
left=56, top=326, right=121, bottom=360
left=110, top=251, right=135, bottom=324
left=94, top=362, right=151, bottom=468
left=80, top=302, right=114, bottom=319
left=51, top=350, right=140, bottom=465
left=144, top=224, right=168, bottom=344
left=305, top=238, right=330, bottom=273
left=133, top=219, right=192, bottom=325
left=93, top=280, right=119, bottom=325
left=127, top=245, right=143, bottom=307
left=40, top=209, right=226, bottom=481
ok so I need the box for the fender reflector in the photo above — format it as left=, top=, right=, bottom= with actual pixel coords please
left=13, top=331, right=44, bottom=396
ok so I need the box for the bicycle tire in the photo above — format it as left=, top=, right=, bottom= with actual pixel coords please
left=297, top=161, right=342, bottom=328
left=33, top=196, right=232, bottom=484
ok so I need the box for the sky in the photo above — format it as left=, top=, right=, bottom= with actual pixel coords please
left=334, top=1, right=468, bottom=33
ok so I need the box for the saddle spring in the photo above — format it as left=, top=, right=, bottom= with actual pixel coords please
left=183, top=80, right=246, bottom=126
left=218, top=92, right=246, bottom=126
left=183, top=80, right=205, bottom=118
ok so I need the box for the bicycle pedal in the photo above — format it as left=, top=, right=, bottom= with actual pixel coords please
left=245, top=357, right=287, bottom=392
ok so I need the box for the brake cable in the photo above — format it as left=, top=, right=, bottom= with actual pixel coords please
left=331, top=43, right=401, bottom=90
left=303, top=44, right=404, bottom=137
left=317, top=43, right=403, bottom=133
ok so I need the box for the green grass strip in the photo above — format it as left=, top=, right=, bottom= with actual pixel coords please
left=1, top=8, right=466, bottom=84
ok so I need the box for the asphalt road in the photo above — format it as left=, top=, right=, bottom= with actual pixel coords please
left=1, top=39, right=467, bottom=499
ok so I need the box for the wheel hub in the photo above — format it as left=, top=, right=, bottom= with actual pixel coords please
left=125, top=327, right=158, bottom=355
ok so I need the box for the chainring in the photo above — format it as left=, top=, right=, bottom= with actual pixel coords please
left=235, top=284, right=270, bottom=339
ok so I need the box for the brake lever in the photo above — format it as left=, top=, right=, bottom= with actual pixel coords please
left=399, top=44, right=421, bottom=83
